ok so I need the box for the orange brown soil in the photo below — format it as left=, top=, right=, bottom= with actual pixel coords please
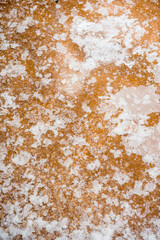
left=0, top=0, right=160, bottom=239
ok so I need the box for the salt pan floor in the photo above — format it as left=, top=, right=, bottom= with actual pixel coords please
left=0, top=0, right=160, bottom=239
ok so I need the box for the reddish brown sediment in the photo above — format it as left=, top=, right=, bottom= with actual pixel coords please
left=0, top=0, right=160, bottom=239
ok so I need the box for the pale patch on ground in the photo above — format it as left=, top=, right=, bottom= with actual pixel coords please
left=0, top=62, right=27, bottom=78
left=99, top=85, right=160, bottom=166
left=0, top=0, right=160, bottom=239
left=12, top=151, right=32, bottom=166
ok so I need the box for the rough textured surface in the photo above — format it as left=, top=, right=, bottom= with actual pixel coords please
left=0, top=0, right=160, bottom=239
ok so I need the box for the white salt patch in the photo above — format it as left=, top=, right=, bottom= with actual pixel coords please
left=60, top=217, right=68, bottom=229
left=58, top=94, right=65, bottom=101
left=46, top=218, right=68, bottom=233
left=8, top=22, right=18, bottom=28
left=112, top=119, right=138, bottom=135
left=111, top=85, right=160, bottom=115
left=60, top=72, right=85, bottom=95
left=92, top=180, right=102, bottom=194
left=106, top=85, right=113, bottom=92
left=66, top=101, right=75, bottom=108
left=70, top=15, right=146, bottom=71
left=33, top=92, right=43, bottom=101
left=35, top=217, right=48, bottom=229
left=23, top=204, right=32, bottom=217
left=141, top=229, right=157, bottom=240
left=60, top=8, right=147, bottom=94
left=43, top=138, right=52, bottom=146
left=123, top=125, right=152, bottom=146
left=21, top=50, right=29, bottom=61
left=142, top=154, right=156, bottom=165
left=38, top=58, right=52, bottom=72
left=72, top=136, right=89, bottom=146
left=74, top=189, right=81, bottom=198
left=28, top=122, right=50, bottom=143
left=17, top=16, right=35, bottom=33
left=104, top=196, right=119, bottom=207
left=153, top=63, right=160, bottom=84
left=56, top=42, right=67, bottom=54
left=30, top=194, right=48, bottom=206
left=12, top=151, right=31, bottom=165
left=1, top=91, right=18, bottom=109
left=46, top=220, right=58, bottom=233
left=110, top=149, right=122, bottom=158
left=11, top=43, right=19, bottom=49
left=0, top=40, right=10, bottom=50
left=9, top=8, right=17, bottom=18
left=39, top=159, right=47, bottom=166
left=90, top=226, right=115, bottom=240
left=124, top=123, right=160, bottom=165
left=19, top=93, right=29, bottom=101
left=121, top=201, right=134, bottom=217
left=146, top=50, right=159, bottom=63
left=96, top=6, right=109, bottom=16
left=70, top=166, right=80, bottom=176
left=27, top=118, right=68, bottom=147
left=144, top=182, right=156, bottom=193
left=128, top=181, right=143, bottom=196
left=70, top=75, right=79, bottom=84
left=17, top=24, right=28, bottom=33
left=147, top=167, right=160, bottom=179
left=14, top=136, right=24, bottom=146
left=36, top=29, right=41, bottom=36
left=87, top=77, right=97, bottom=85
left=61, top=146, right=72, bottom=156
left=31, top=5, right=37, bottom=14
left=54, top=117, right=66, bottom=129
left=99, top=85, right=160, bottom=162
left=86, top=159, right=100, bottom=171
left=83, top=2, right=93, bottom=12
left=82, top=102, right=92, bottom=113
left=134, top=25, right=146, bottom=40
left=71, top=229, right=87, bottom=240
left=0, top=62, right=26, bottom=78
left=125, top=0, right=135, bottom=4
left=97, top=122, right=103, bottom=129
left=0, top=34, right=10, bottom=51
left=0, top=33, right=5, bottom=45
left=142, top=94, right=151, bottom=104
left=68, top=57, right=82, bottom=72
left=41, top=77, right=53, bottom=85
left=36, top=45, right=48, bottom=56
left=55, top=4, right=61, bottom=9
left=127, top=180, right=155, bottom=197
left=6, top=115, right=21, bottom=128
left=113, top=171, right=130, bottom=185
left=99, top=102, right=117, bottom=121
left=59, top=13, right=68, bottom=24
left=0, top=228, right=9, bottom=240
left=53, top=33, right=67, bottom=41
left=0, top=143, right=7, bottom=161
left=63, top=157, right=73, bottom=169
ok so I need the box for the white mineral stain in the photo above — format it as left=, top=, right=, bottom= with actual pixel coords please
left=99, top=85, right=160, bottom=165
left=12, top=151, right=32, bottom=165
left=0, top=0, right=160, bottom=239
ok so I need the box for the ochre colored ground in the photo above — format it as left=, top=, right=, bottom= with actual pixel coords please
left=0, top=0, right=160, bottom=239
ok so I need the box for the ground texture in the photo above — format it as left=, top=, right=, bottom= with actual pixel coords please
left=0, top=0, right=160, bottom=239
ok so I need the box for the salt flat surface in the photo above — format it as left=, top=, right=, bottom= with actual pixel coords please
left=0, top=0, right=160, bottom=239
